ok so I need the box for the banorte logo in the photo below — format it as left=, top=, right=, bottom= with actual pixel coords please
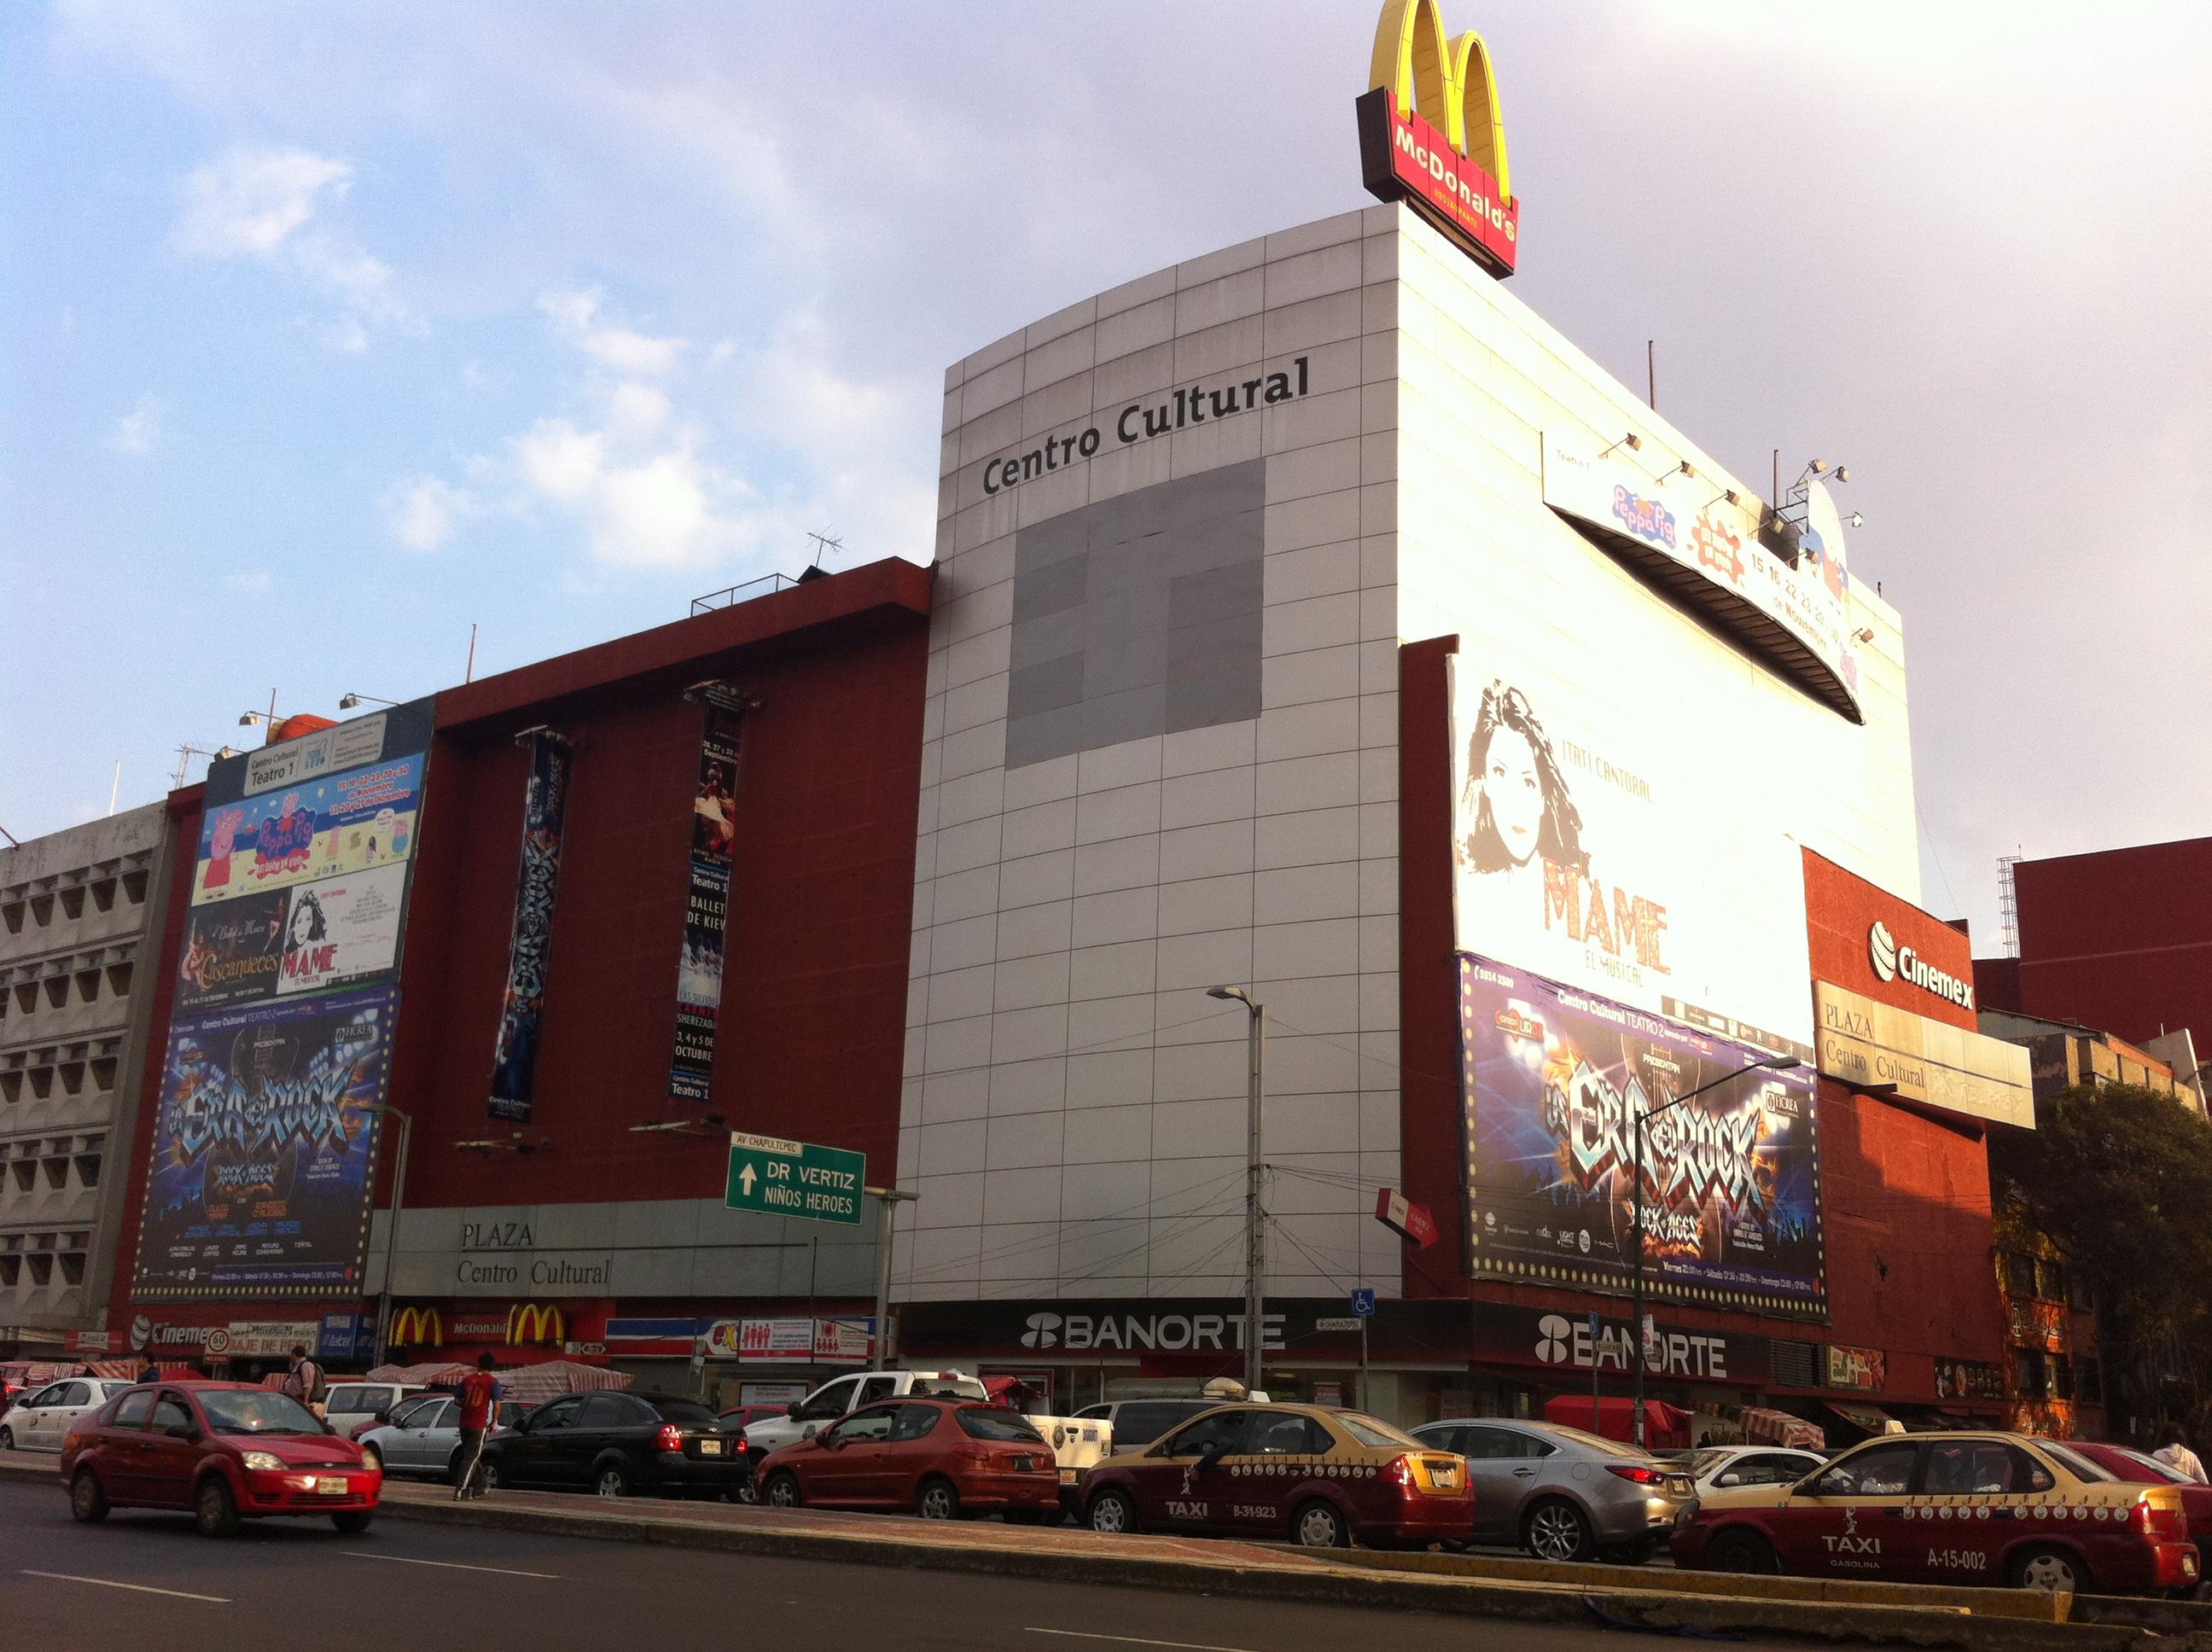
left=1534, top=1313, right=1572, bottom=1364
left=1020, top=1312, right=1062, bottom=1350
left=1868, top=920, right=1899, bottom=981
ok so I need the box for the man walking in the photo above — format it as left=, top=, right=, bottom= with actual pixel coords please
left=282, top=1344, right=327, bottom=1418
left=445, top=1352, right=503, bottom=1500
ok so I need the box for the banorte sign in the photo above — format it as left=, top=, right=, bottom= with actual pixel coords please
left=1354, top=0, right=1518, bottom=276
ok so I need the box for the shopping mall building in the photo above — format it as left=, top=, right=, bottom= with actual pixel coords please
left=75, top=4, right=2046, bottom=1438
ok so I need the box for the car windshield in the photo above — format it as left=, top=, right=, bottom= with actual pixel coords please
left=1337, top=1413, right=1423, bottom=1449
left=907, top=1376, right=988, bottom=1400
left=1542, top=1423, right=1644, bottom=1458
left=652, top=1399, right=721, bottom=1428
left=201, top=1390, right=324, bottom=1435
left=2114, top=1448, right=2187, bottom=1484
left=2040, top=1443, right=2116, bottom=1483
left=1689, top=1448, right=1729, bottom=1475
left=956, top=1407, right=1045, bottom=1442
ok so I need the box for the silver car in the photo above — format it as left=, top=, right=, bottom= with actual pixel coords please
left=358, top=1396, right=529, bottom=1481
left=1410, top=1417, right=1696, bottom=1562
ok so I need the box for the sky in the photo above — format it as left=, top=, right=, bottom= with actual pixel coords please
left=3, top=1, right=2207, bottom=951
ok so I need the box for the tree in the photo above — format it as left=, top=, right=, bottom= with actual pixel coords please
left=1991, top=1082, right=2212, bottom=1437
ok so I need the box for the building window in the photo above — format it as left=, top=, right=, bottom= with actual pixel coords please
left=2079, top=1358, right=2104, bottom=1404
left=28, top=894, right=53, bottom=928
left=27, top=1254, right=51, bottom=1287
left=58, top=1061, right=84, bottom=1095
left=2051, top=1355, right=2075, bottom=1400
left=105, top=962, right=132, bottom=998
left=1768, top=1340, right=1820, bottom=1387
left=0, top=1256, right=17, bottom=1288
left=2067, top=1269, right=2094, bottom=1312
left=42, top=978, right=67, bottom=1010
left=73, top=1153, right=100, bottom=1188
left=1, top=899, right=24, bottom=934
left=40, top=1158, right=66, bottom=1190
left=90, top=878, right=116, bottom=913
left=2012, top=1346, right=2048, bottom=1396
left=89, top=1056, right=116, bottom=1092
left=122, top=870, right=148, bottom=905
left=58, top=887, right=84, bottom=921
left=2000, top=1252, right=2038, bottom=1298
left=59, top=1252, right=84, bottom=1285
left=2033, top=1257, right=2066, bottom=1300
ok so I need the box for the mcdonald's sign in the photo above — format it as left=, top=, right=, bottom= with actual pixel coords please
left=1354, top=0, right=1519, bottom=277
left=508, top=1302, right=567, bottom=1347
left=391, top=1306, right=443, bottom=1348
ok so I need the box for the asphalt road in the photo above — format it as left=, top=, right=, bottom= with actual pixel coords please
left=0, top=1478, right=1790, bottom=1652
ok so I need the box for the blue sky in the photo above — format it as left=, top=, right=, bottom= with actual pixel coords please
left=3, top=1, right=2208, bottom=948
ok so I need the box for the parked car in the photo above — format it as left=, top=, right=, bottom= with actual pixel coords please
left=2064, top=1440, right=2212, bottom=1578
left=1408, top=1417, right=1695, bottom=1562
left=350, top=1390, right=447, bottom=1443
left=1673, top=1431, right=2199, bottom=1594
left=358, top=1398, right=531, bottom=1480
left=1068, top=1398, right=1221, bottom=1451
left=1686, top=1445, right=1828, bottom=1494
left=480, top=1391, right=745, bottom=1500
left=757, top=1397, right=1062, bottom=1520
left=1085, top=1402, right=1472, bottom=1549
left=1, top=1378, right=135, bottom=1452
left=60, top=1381, right=381, bottom=1538
left=322, top=1381, right=427, bottom=1440
left=741, top=1369, right=988, bottom=1458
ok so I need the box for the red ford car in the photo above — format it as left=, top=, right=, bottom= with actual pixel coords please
left=755, top=1396, right=1060, bottom=1521
left=1674, top=1431, right=2198, bottom=1595
left=2065, top=1441, right=2212, bottom=1573
left=61, top=1381, right=382, bottom=1538
left=1082, top=1402, right=1473, bottom=1550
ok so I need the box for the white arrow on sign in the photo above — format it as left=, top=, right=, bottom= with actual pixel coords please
left=737, top=1163, right=757, bottom=1196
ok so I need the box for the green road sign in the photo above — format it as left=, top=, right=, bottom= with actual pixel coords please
left=725, top=1131, right=866, bottom=1226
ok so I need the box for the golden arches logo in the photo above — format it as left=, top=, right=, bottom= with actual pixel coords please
left=392, top=1306, right=442, bottom=1347
left=508, top=1302, right=566, bottom=1346
left=1369, top=0, right=1509, bottom=198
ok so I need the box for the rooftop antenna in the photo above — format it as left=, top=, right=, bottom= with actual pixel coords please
left=170, top=742, right=237, bottom=789
left=1998, top=852, right=2024, bottom=958
left=806, top=529, right=845, bottom=571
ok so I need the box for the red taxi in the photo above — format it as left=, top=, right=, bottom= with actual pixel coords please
left=60, top=1381, right=382, bottom=1538
left=754, top=1395, right=1061, bottom=1520
left=1674, top=1431, right=2198, bottom=1595
left=1081, top=1403, right=1472, bottom=1550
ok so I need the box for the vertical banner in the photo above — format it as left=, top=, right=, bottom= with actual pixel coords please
left=670, top=683, right=752, bottom=1102
left=489, top=730, right=574, bottom=1122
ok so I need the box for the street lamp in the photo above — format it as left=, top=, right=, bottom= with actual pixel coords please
left=1208, top=986, right=1267, bottom=1396
left=1629, top=1054, right=1801, bottom=1446
left=366, top=1102, right=413, bottom=1370
left=339, top=693, right=400, bottom=711
left=864, top=1186, right=919, bottom=1368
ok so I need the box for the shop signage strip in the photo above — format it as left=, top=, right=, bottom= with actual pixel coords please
left=489, top=729, right=574, bottom=1122
left=669, top=683, right=752, bottom=1104
left=1814, top=980, right=2033, bottom=1129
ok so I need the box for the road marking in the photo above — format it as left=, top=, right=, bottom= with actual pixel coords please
left=1026, top=1631, right=1258, bottom=1652
left=343, top=1550, right=560, bottom=1580
left=21, top=1570, right=229, bottom=1603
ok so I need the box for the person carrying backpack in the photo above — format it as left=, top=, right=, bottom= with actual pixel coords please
left=282, top=1344, right=329, bottom=1418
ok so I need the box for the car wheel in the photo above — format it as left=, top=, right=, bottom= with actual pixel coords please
left=594, top=1463, right=631, bottom=1499
left=1087, top=1487, right=1138, bottom=1535
left=1292, top=1499, right=1348, bottom=1549
left=917, top=1475, right=961, bottom=1521
left=195, top=1475, right=241, bottom=1539
left=0, top=1426, right=14, bottom=1451
left=1707, top=1527, right=1779, bottom=1575
left=764, top=1471, right=803, bottom=1509
left=1522, top=1498, right=1595, bottom=1563
left=69, top=1469, right=109, bottom=1524
left=331, top=1510, right=373, bottom=1535
left=2010, top=1544, right=2091, bottom=1594
left=480, top=1460, right=501, bottom=1492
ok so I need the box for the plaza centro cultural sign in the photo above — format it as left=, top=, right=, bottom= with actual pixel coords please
left=1355, top=0, right=1518, bottom=277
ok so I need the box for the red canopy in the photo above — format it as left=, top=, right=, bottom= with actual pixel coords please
left=1542, top=1394, right=1691, bottom=1450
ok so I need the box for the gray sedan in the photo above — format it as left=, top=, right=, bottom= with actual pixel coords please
left=1410, top=1417, right=1696, bottom=1562
left=358, top=1397, right=529, bottom=1482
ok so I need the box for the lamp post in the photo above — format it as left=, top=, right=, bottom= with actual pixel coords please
left=1629, top=1055, right=1800, bottom=1446
left=369, top=1102, right=413, bottom=1370
left=1208, top=986, right=1267, bottom=1396
left=865, top=1186, right=918, bottom=1369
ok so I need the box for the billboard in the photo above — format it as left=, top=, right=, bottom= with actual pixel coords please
left=489, top=730, right=573, bottom=1122
left=668, top=684, right=750, bottom=1103
left=1353, top=2, right=1517, bottom=276
left=1458, top=955, right=1825, bottom=1315
left=177, top=864, right=408, bottom=1014
left=131, top=984, right=397, bottom=1300
left=1448, top=652, right=1815, bottom=1056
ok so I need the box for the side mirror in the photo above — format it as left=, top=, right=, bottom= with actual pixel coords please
left=786, top=1402, right=805, bottom=1420
left=1715, top=1472, right=1743, bottom=1487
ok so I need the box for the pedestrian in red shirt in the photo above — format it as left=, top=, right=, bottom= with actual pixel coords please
left=441, top=1352, right=504, bottom=1501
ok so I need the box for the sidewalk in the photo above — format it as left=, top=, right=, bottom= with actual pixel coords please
left=0, top=1450, right=2187, bottom=1649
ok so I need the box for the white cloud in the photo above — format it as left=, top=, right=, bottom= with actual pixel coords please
left=110, top=393, right=163, bottom=455
left=539, top=288, right=684, bottom=377
left=223, top=570, right=272, bottom=594
left=509, top=408, right=751, bottom=570
left=173, top=147, right=352, bottom=258
left=385, top=475, right=477, bottom=552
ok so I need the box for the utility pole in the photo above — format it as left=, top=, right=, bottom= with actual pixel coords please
left=370, top=1103, right=413, bottom=1370
left=865, top=1186, right=917, bottom=1369
left=1208, top=986, right=1266, bottom=1395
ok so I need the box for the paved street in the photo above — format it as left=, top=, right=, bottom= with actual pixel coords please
left=0, top=1479, right=1785, bottom=1651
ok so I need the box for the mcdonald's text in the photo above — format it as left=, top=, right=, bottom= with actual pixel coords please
left=1356, top=86, right=1517, bottom=275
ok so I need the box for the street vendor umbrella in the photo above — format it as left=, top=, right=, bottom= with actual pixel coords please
left=1543, top=1394, right=1691, bottom=1449
left=491, top=1360, right=633, bottom=1405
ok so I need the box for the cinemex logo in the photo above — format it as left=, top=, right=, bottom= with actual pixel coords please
left=1868, top=921, right=1974, bottom=1008
left=1020, top=1312, right=1062, bottom=1350
left=1534, top=1314, right=1573, bottom=1364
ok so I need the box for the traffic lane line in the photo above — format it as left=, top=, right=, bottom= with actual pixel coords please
left=344, top=1550, right=560, bottom=1579
left=1027, top=1630, right=1259, bottom=1652
left=21, top=1568, right=230, bottom=1603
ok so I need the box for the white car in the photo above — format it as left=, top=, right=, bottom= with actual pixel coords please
left=323, top=1380, right=428, bottom=1440
left=0, top=1377, right=135, bottom=1452
left=1685, top=1444, right=1826, bottom=1492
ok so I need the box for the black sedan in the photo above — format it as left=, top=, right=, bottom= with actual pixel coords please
left=480, top=1391, right=746, bottom=1500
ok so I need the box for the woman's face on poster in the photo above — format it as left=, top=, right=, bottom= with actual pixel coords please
left=1482, top=727, right=1544, bottom=864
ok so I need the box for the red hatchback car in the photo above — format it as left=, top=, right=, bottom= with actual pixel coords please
left=755, top=1397, right=1060, bottom=1521
left=61, top=1382, right=383, bottom=1538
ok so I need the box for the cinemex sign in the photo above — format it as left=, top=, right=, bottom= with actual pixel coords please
left=1868, top=920, right=1975, bottom=1009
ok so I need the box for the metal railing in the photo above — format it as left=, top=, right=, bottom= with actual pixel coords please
left=689, top=573, right=800, bottom=617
